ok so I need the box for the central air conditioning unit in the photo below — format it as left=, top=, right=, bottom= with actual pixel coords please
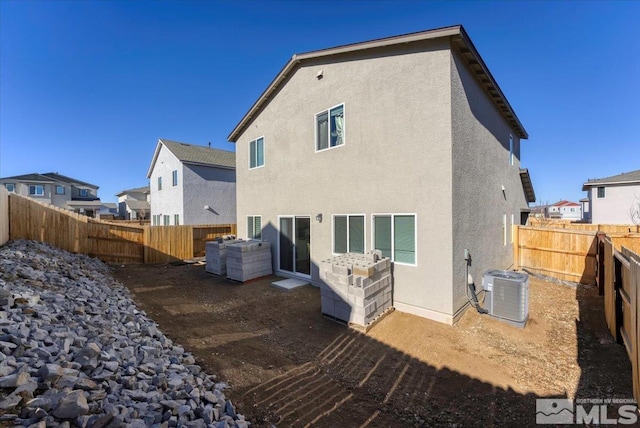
left=481, top=270, right=529, bottom=328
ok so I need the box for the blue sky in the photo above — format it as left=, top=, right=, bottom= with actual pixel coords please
left=1, top=0, right=638, bottom=205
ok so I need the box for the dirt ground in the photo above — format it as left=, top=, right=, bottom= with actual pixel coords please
left=112, top=263, right=634, bottom=427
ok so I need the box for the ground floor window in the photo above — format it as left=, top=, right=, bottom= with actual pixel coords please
left=373, top=214, right=416, bottom=265
left=333, top=215, right=364, bottom=254
left=247, top=215, right=262, bottom=239
left=174, top=214, right=179, bottom=225
left=163, top=215, right=170, bottom=226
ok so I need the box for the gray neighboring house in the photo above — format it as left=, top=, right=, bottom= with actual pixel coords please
left=116, top=186, right=151, bottom=220
left=582, top=169, right=640, bottom=224
left=147, top=139, right=236, bottom=226
left=228, top=25, right=535, bottom=325
left=0, top=172, right=102, bottom=217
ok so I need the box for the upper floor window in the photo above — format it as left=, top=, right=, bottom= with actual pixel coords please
left=55, top=185, right=65, bottom=195
left=509, top=135, right=514, bottom=166
left=316, top=104, right=344, bottom=151
left=333, top=214, right=364, bottom=254
left=249, top=137, right=264, bottom=169
left=247, top=215, right=262, bottom=239
left=373, top=214, right=416, bottom=265
left=172, top=170, right=178, bottom=186
left=597, top=186, right=605, bottom=198
left=158, top=176, right=162, bottom=191
left=79, top=189, right=88, bottom=197
left=29, top=185, right=44, bottom=196
left=4, top=183, right=15, bottom=193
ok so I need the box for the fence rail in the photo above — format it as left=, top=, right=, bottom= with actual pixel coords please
left=6, top=193, right=236, bottom=264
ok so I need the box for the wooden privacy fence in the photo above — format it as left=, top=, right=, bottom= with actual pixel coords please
left=514, top=226, right=599, bottom=285
left=514, top=226, right=640, bottom=286
left=599, top=237, right=640, bottom=402
left=0, top=187, right=8, bottom=246
left=528, top=217, right=640, bottom=234
left=7, top=193, right=236, bottom=264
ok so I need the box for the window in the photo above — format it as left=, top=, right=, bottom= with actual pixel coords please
left=172, top=170, right=178, bottom=186
left=158, top=177, right=162, bottom=191
left=174, top=214, right=179, bottom=225
left=163, top=215, right=170, bottom=225
left=29, top=185, right=44, bottom=196
left=510, top=214, right=515, bottom=243
left=55, top=185, right=65, bottom=195
left=4, top=184, right=15, bottom=193
left=249, top=137, right=264, bottom=169
left=597, top=186, right=605, bottom=198
left=247, top=215, right=262, bottom=239
left=503, top=214, right=507, bottom=246
left=509, top=135, right=514, bottom=166
left=373, top=214, right=416, bottom=265
left=79, top=189, right=88, bottom=197
left=333, top=215, right=364, bottom=254
left=316, top=104, right=345, bottom=151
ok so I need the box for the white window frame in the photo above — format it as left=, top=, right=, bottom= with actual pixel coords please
left=163, top=215, right=170, bottom=226
left=172, top=170, right=178, bottom=187
left=5, top=183, right=15, bottom=193
left=315, top=103, right=345, bottom=153
left=29, top=185, right=44, bottom=196
left=158, top=176, right=162, bottom=191
left=597, top=186, right=605, bottom=198
left=79, top=189, right=89, bottom=197
left=55, top=185, right=65, bottom=195
left=503, top=214, right=508, bottom=246
left=510, top=214, right=515, bottom=243
left=248, top=136, right=265, bottom=169
left=371, top=213, right=417, bottom=266
left=174, top=214, right=179, bottom=225
left=247, top=215, right=262, bottom=240
left=332, top=214, right=366, bottom=255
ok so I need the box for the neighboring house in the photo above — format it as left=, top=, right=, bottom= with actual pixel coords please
left=580, top=197, right=591, bottom=223
left=0, top=172, right=101, bottom=217
left=228, top=25, right=535, bottom=325
left=548, top=200, right=582, bottom=221
left=98, top=203, right=119, bottom=220
left=117, top=186, right=150, bottom=220
left=147, top=139, right=236, bottom=226
left=582, top=169, right=640, bottom=224
left=530, top=204, right=550, bottom=219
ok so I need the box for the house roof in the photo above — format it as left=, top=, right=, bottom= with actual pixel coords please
left=116, top=185, right=150, bottom=197
left=102, top=203, right=118, bottom=209
left=519, top=169, right=536, bottom=203
left=579, top=197, right=589, bottom=203
left=42, top=172, right=98, bottom=188
left=552, top=200, right=580, bottom=207
left=147, top=139, right=236, bottom=178
left=582, top=169, right=640, bottom=190
left=126, top=200, right=151, bottom=211
left=228, top=25, right=528, bottom=142
left=0, top=173, right=55, bottom=183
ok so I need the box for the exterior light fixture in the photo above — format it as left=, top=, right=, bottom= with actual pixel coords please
left=316, top=213, right=323, bottom=223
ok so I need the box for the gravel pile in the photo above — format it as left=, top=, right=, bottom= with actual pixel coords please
left=0, top=240, right=249, bottom=428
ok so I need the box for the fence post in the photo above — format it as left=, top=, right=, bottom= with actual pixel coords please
left=597, top=232, right=606, bottom=295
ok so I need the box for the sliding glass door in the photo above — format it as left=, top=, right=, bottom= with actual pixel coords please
left=279, top=216, right=311, bottom=277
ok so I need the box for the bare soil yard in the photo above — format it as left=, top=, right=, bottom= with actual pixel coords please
left=112, top=263, right=633, bottom=427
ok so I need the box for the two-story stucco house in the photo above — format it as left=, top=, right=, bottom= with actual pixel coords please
left=147, top=139, right=236, bottom=226
left=583, top=169, right=640, bottom=224
left=0, top=172, right=102, bottom=217
left=116, top=186, right=150, bottom=220
left=228, top=25, right=535, bottom=325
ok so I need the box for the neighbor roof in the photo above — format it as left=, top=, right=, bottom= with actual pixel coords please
left=0, top=173, right=55, bottom=183
left=116, top=185, right=150, bottom=197
left=42, top=172, right=98, bottom=188
left=228, top=25, right=528, bottom=142
left=147, top=139, right=236, bottom=178
left=582, top=169, right=640, bottom=190
left=126, top=200, right=150, bottom=211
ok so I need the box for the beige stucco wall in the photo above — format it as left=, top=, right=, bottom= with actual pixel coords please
left=234, top=39, right=457, bottom=322
left=450, top=49, right=529, bottom=317
left=589, top=184, right=640, bottom=224
left=149, top=145, right=184, bottom=224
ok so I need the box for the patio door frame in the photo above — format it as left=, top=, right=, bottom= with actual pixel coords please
left=277, top=215, right=312, bottom=279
